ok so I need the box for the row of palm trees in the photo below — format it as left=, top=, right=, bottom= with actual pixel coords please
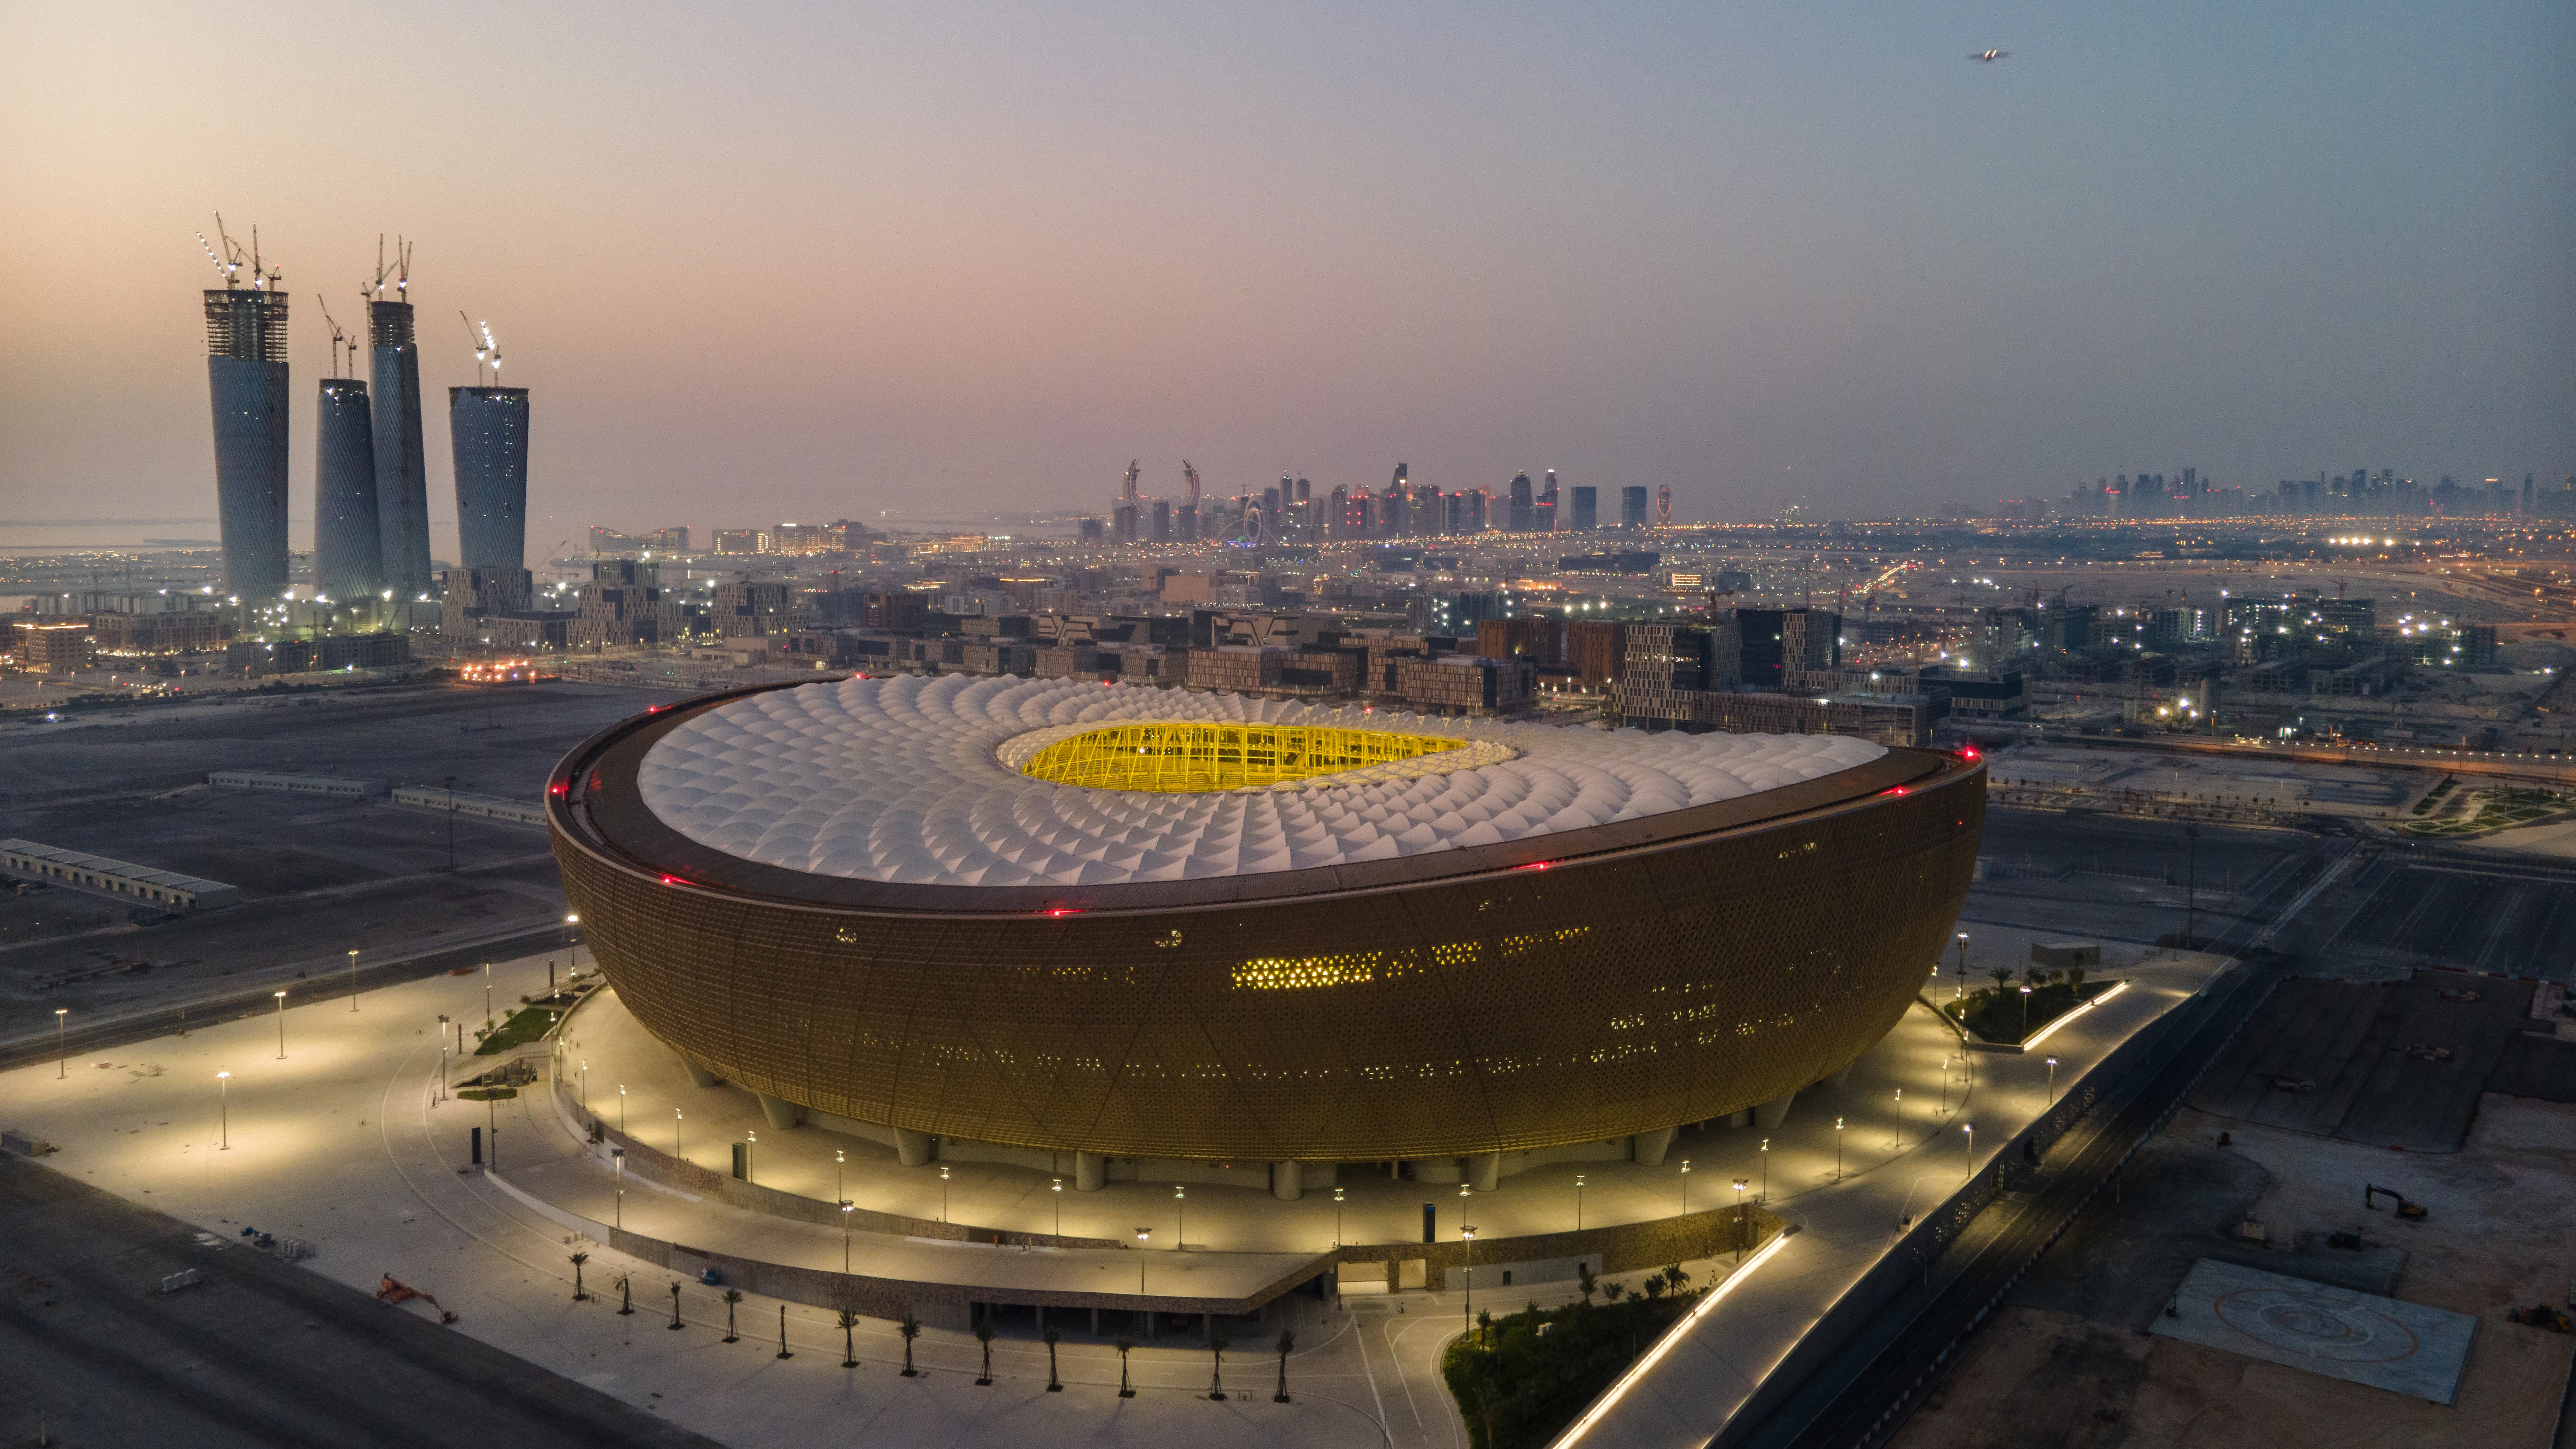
left=576, top=1251, right=1296, bottom=1398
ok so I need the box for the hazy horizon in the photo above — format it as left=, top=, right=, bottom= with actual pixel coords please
left=3, top=0, right=2568, bottom=544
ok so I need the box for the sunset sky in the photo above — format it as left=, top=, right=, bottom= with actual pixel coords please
left=1, top=0, right=2567, bottom=540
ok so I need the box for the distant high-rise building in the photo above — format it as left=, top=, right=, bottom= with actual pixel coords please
left=1620, top=486, right=1648, bottom=529
left=450, top=386, right=530, bottom=571
left=1151, top=498, right=1171, bottom=543
left=204, top=285, right=291, bottom=601
left=313, top=377, right=382, bottom=604
left=1570, top=486, right=1598, bottom=532
left=1535, top=470, right=1559, bottom=533
left=1507, top=472, right=1534, bottom=532
left=370, top=299, right=433, bottom=598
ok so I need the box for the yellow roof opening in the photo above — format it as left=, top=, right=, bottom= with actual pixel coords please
left=1020, top=721, right=1463, bottom=794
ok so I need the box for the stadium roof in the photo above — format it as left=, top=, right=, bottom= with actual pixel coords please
left=635, top=675, right=1886, bottom=890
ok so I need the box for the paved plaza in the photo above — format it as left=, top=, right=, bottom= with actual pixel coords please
left=0, top=943, right=2232, bottom=1448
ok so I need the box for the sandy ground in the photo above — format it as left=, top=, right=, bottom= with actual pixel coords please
left=1890, top=1095, right=2576, bottom=1449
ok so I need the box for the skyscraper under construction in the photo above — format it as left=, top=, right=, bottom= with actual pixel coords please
left=451, top=385, right=530, bottom=571
left=369, top=254, right=433, bottom=599
left=203, top=260, right=291, bottom=602
left=314, top=374, right=384, bottom=603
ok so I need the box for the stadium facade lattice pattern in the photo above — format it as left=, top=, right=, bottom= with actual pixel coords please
left=550, top=678, right=1984, bottom=1163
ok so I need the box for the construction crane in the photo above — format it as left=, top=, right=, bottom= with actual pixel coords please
left=1183, top=461, right=1201, bottom=507
left=318, top=296, right=350, bottom=377
left=371, top=235, right=412, bottom=303
left=458, top=311, right=500, bottom=384
left=196, top=214, right=278, bottom=291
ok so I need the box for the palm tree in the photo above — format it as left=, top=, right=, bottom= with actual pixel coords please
left=721, top=1288, right=743, bottom=1342
left=1577, top=1264, right=1598, bottom=1308
left=1476, top=1307, right=1495, bottom=1347
left=568, top=1251, right=589, bottom=1301
left=1043, top=1325, right=1063, bottom=1392
left=1641, top=1276, right=1665, bottom=1301
left=899, top=1312, right=921, bottom=1376
left=1663, top=1263, right=1692, bottom=1296
left=1206, top=1327, right=1229, bottom=1401
left=1602, top=1281, right=1625, bottom=1304
left=1272, top=1328, right=1295, bottom=1402
left=668, top=1281, right=684, bottom=1331
left=974, top=1314, right=997, bottom=1385
left=837, top=1307, right=861, bottom=1367
left=1115, top=1335, right=1136, bottom=1398
left=616, top=1276, right=633, bottom=1316
left=1987, top=964, right=2014, bottom=989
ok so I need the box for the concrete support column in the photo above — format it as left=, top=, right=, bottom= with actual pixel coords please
left=1469, top=1151, right=1502, bottom=1193
left=1727, top=1109, right=1753, bottom=1129
left=1633, top=1125, right=1676, bottom=1167
left=1828, top=1061, right=1856, bottom=1089
left=1035, top=1305, right=1045, bottom=1333
left=1409, top=1156, right=1462, bottom=1184
left=1271, top=1161, right=1303, bottom=1201
left=1075, top=1151, right=1107, bottom=1192
left=1090, top=1308, right=1100, bottom=1334
left=1753, top=1090, right=1796, bottom=1130
left=754, top=1093, right=802, bottom=1130
left=681, top=1059, right=722, bottom=1089
left=895, top=1128, right=934, bottom=1168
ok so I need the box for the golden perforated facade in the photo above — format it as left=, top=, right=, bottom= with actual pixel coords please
left=550, top=684, right=1985, bottom=1163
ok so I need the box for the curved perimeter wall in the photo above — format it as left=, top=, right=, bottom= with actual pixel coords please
left=552, top=687, right=1985, bottom=1164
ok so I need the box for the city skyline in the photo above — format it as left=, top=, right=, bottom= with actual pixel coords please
left=1, top=1, right=2567, bottom=541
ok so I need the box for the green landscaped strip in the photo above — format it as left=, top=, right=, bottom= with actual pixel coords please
left=1441, top=1273, right=1715, bottom=1449
left=472, top=1005, right=562, bottom=1055
left=1946, top=978, right=2119, bottom=1046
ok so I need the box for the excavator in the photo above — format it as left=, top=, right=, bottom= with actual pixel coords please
left=2365, top=1184, right=2428, bottom=1221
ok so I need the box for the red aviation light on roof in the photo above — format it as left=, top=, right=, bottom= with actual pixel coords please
left=659, top=874, right=693, bottom=886
left=1040, top=906, right=1084, bottom=917
left=1960, top=745, right=1981, bottom=761
left=1518, top=860, right=1556, bottom=871
left=1879, top=786, right=1909, bottom=796
left=550, top=782, right=568, bottom=796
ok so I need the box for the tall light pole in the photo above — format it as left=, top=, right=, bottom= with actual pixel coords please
left=746, top=1129, right=757, bottom=1184
left=842, top=1201, right=854, bottom=1272
left=674, top=1107, right=683, bottom=1161
left=1679, top=1159, right=1691, bottom=1214
left=1834, top=1117, right=1846, bottom=1182
left=835, top=1149, right=845, bottom=1207
left=1575, top=1174, right=1585, bottom=1231
left=1174, top=1184, right=1185, bottom=1249
left=1893, top=1088, right=1903, bottom=1150
left=1136, top=1229, right=1151, bottom=1291
left=1963, top=1121, right=1974, bottom=1179
left=1953, top=932, right=1970, bottom=1001
left=1052, top=1176, right=1063, bottom=1239
left=347, top=950, right=360, bottom=1011
left=579, top=1060, right=588, bottom=1110
left=482, top=962, right=494, bottom=1031
left=273, top=990, right=288, bottom=1059
left=1940, top=1054, right=1951, bottom=1115
left=1732, top=1179, right=1748, bottom=1261
left=1460, top=1226, right=1477, bottom=1333
left=55, top=1008, right=67, bottom=1078
left=618, top=1084, right=626, bottom=1133
left=1759, top=1138, right=1770, bottom=1204
left=2046, top=1055, right=2059, bottom=1106
left=1333, top=1187, right=1346, bottom=1246
left=564, top=913, right=580, bottom=970
left=940, top=1165, right=952, bottom=1224
left=612, top=1147, right=624, bottom=1227
left=216, top=1070, right=231, bottom=1149
left=2019, top=984, right=2033, bottom=1038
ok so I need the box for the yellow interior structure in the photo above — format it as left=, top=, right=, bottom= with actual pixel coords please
left=1021, top=722, right=1462, bottom=793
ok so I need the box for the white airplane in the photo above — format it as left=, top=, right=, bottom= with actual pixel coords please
left=1970, top=49, right=2010, bottom=62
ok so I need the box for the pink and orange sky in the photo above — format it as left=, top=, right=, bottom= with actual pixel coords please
left=1, top=0, right=2568, bottom=542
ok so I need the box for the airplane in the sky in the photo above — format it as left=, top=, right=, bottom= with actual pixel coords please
left=1969, top=49, right=2010, bottom=62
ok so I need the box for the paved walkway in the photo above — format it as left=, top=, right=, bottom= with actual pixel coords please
left=0, top=948, right=2229, bottom=1449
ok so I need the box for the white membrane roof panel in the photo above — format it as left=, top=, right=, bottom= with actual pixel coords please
left=635, top=675, right=1887, bottom=888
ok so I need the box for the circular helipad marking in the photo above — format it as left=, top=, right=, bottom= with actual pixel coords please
left=2214, top=1287, right=2420, bottom=1362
